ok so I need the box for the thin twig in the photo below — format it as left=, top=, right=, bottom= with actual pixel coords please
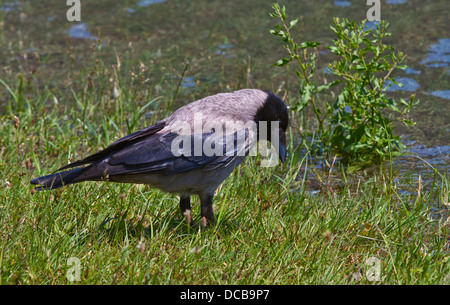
left=328, top=156, right=337, bottom=195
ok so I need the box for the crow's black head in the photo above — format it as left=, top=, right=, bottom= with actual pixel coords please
left=256, top=91, right=289, bottom=162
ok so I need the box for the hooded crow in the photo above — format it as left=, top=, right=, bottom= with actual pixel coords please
left=30, top=89, right=289, bottom=226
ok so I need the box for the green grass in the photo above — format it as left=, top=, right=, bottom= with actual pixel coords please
left=0, top=63, right=449, bottom=284
left=0, top=0, right=449, bottom=285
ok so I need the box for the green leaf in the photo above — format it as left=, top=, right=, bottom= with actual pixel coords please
left=267, top=8, right=419, bottom=167
left=402, top=119, right=415, bottom=126
left=273, top=57, right=292, bottom=67
left=326, top=46, right=342, bottom=55
left=316, top=80, right=341, bottom=92
left=268, top=29, right=278, bottom=35
left=293, top=84, right=314, bottom=112
left=299, top=41, right=321, bottom=49
left=289, top=18, right=299, bottom=28
left=282, top=6, right=287, bottom=20
left=295, top=70, right=303, bottom=78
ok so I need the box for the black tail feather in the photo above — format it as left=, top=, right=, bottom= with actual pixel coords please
left=30, top=167, right=88, bottom=190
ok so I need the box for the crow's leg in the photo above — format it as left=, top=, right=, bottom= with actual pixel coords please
left=179, top=196, right=193, bottom=226
left=200, top=193, right=214, bottom=227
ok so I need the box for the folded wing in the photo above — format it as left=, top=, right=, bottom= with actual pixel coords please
left=31, top=125, right=252, bottom=190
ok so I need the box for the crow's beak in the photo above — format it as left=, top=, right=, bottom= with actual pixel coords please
left=279, top=131, right=287, bottom=163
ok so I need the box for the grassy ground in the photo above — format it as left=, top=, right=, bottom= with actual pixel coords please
left=0, top=58, right=449, bottom=284
left=0, top=0, right=449, bottom=285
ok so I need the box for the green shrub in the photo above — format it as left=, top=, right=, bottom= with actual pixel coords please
left=269, top=4, right=418, bottom=168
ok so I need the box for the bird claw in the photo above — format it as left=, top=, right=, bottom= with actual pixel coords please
left=201, top=216, right=208, bottom=227
left=183, top=209, right=194, bottom=227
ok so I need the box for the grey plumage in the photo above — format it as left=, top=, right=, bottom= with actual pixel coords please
left=30, top=89, right=289, bottom=226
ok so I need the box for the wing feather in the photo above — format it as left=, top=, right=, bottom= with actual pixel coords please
left=56, top=120, right=167, bottom=171
left=104, top=129, right=251, bottom=176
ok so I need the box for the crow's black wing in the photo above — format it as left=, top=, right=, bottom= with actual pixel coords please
left=57, top=120, right=167, bottom=171
left=104, top=129, right=251, bottom=176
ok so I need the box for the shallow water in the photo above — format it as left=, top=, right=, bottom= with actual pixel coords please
left=421, top=39, right=450, bottom=69
left=386, top=0, right=408, bottom=4
left=67, top=23, right=98, bottom=40
left=181, top=76, right=196, bottom=89
left=427, top=90, right=450, bottom=100
left=384, top=77, right=420, bottom=92
left=333, top=1, right=351, bottom=7
left=137, top=0, right=166, bottom=7
left=0, top=1, right=19, bottom=12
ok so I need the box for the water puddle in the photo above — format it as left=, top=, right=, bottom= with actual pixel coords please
left=302, top=142, right=449, bottom=203
left=420, top=38, right=450, bottom=69
left=323, top=67, right=332, bottom=75
left=386, top=0, right=408, bottom=4
left=403, top=67, right=421, bottom=75
left=0, top=1, right=19, bottom=12
left=394, top=144, right=449, bottom=215
left=67, top=23, right=98, bottom=41
left=137, top=0, right=166, bottom=7
left=419, top=39, right=450, bottom=99
left=333, top=1, right=351, bottom=7
left=384, top=77, right=420, bottom=92
left=426, top=90, right=450, bottom=100
left=181, top=76, right=195, bottom=89
left=408, top=145, right=450, bottom=161
left=216, top=44, right=234, bottom=58
left=324, top=68, right=422, bottom=92
left=363, top=21, right=380, bottom=32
